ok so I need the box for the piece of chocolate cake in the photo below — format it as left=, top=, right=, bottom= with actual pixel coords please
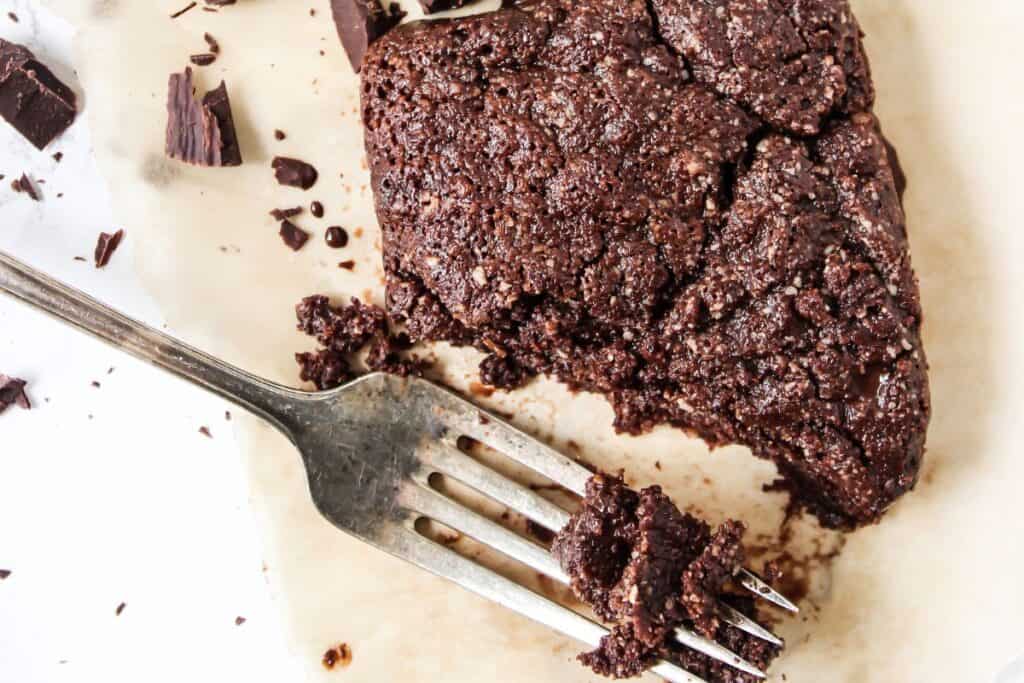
left=552, top=473, right=779, bottom=681
left=361, top=0, right=930, bottom=529
left=0, top=39, right=77, bottom=150
left=165, top=68, right=242, bottom=166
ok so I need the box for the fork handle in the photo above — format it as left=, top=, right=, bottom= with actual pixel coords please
left=0, top=251, right=300, bottom=432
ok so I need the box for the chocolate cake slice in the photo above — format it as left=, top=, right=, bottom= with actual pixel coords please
left=361, top=0, right=930, bottom=529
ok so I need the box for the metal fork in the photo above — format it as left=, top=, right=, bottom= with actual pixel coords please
left=0, top=252, right=796, bottom=682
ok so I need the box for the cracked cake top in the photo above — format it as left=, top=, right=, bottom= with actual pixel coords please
left=359, top=0, right=929, bottom=529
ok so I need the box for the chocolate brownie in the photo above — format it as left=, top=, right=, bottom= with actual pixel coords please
left=552, top=473, right=778, bottom=680
left=361, top=0, right=929, bottom=529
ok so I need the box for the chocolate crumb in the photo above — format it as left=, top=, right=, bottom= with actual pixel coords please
left=234, top=616, right=246, bottom=625
left=321, top=643, right=352, bottom=670
left=225, top=410, right=232, bottom=421
left=274, top=129, right=286, bottom=141
left=115, top=602, right=126, bottom=616
left=204, top=0, right=236, bottom=5
left=52, top=152, right=63, bottom=162
left=73, top=256, right=86, bottom=262
left=338, top=259, right=355, bottom=270
left=325, top=226, right=348, bottom=248
left=94, top=229, right=124, bottom=268
left=170, top=1, right=197, bottom=18
left=272, top=156, right=318, bottom=189
left=269, top=206, right=303, bottom=221
left=189, top=53, right=217, bottom=67
left=91, top=381, right=101, bottom=388
left=12, top=174, right=39, bottom=200
left=199, top=426, right=212, bottom=438
left=8, top=12, right=18, bottom=22
left=0, top=569, right=10, bottom=579
left=310, top=200, right=324, bottom=218
left=0, top=375, right=30, bottom=413
left=279, top=220, right=310, bottom=251
left=204, top=32, right=220, bottom=54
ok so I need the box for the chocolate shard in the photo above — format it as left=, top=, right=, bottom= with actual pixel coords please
left=418, top=0, right=472, bottom=13
left=94, top=229, right=125, bottom=268
left=0, top=39, right=77, bottom=150
left=271, top=156, right=318, bottom=189
left=0, top=375, right=30, bottom=413
left=279, top=220, right=310, bottom=251
left=190, top=53, right=217, bottom=67
left=165, top=68, right=242, bottom=167
left=12, top=173, right=39, bottom=200
left=329, top=0, right=405, bottom=72
left=269, top=206, right=303, bottom=221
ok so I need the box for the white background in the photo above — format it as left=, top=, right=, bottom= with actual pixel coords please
left=0, top=3, right=294, bottom=681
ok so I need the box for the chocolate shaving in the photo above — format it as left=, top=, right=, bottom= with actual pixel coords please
left=165, top=68, right=242, bottom=166
left=170, top=2, right=197, bottom=18
left=273, top=129, right=286, bottom=140
left=115, top=602, right=126, bottom=616
left=204, top=32, right=220, bottom=54
left=0, top=39, right=77, bottom=150
left=271, top=156, right=318, bottom=189
left=0, top=375, right=30, bottom=413
left=12, top=173, right=39, bottom=200
left=94, top=229, right=124, bottom=268
left=269, top=206, right=303, bottom=220
left=279, top=220, right=310, bottom=251
left=189, top=53, right=217, bottom=66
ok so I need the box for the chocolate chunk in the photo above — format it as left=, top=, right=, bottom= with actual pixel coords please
left=12, top=173, right=39, bottom=200
left=271, top=156, right=318, bottom=189
left=165, top=68, right=242, bottom=167
left=337, top=259, right=355, bottom=270
left=0, top=39, right=77, bottom=150
left=170, top=2, right=197, bottom=18
left=0, top=375, right=30, bottom=413
left=204, top=32, right=220, bottom=54
left=190, top=53, right=217, bottom=66
left=328, top=0, right=404, bottom=72
left=279, top=220, right=310, bottom=250
left=310, top=200, right=324, bottom=218
left=270, top=206, right=303, bottom=220
left=274, top=129, right=286, bottom=140
left=94, top=229, right=124, bottom=268
left=418, top=0, right=471, bottom=13
left=325, top=226, right=348, bottom=248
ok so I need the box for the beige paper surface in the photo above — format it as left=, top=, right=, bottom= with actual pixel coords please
left=43, top=0, right=1024, bottom=680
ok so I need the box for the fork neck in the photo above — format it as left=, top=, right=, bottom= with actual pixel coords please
left=0, top=251, right=302, bottom=434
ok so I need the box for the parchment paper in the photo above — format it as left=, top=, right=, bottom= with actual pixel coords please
left=41, top=0, right=1024, bottom=680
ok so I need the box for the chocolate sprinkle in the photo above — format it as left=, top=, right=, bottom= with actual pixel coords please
left=0, top=375, right=30, bottom=413
left=94, top=229, right=124, bottom=268
left=325, top=226, right=348, bottom=248
left=279, top=220, right=310, bottom=251
left=271, top=156, right=318, bottom=189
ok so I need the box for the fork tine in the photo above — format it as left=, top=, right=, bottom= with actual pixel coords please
left=395, top=511, right=707, bottom=683
left=716, top=602, right=784, bottom=646
left=736, top=568, right=799, bottom=613
left=401, top=478, right=767, bottom=678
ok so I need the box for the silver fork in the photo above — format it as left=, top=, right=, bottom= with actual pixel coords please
left=0, top=252, right=796, bottom=682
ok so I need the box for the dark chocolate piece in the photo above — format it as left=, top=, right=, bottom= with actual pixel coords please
left=0, top=375, right=30, bottom=413
left=321, top=643, right=352, bottom=670
left=165, top=68, right=242, bottom=166
left=310, top=200, right=324, bottom=218
left=190, top=53, right=217, bottom=66
left=328, top=0, right=404, bottom=72
left=338, top=259, right=355, bottom=270
left=0, top=39, right=77, bottom=150
left=279, top=220, right=310, bottom=250
left=271, top=156, right=318, bottom=189
left=270, top=206, right=303, bottom=220
left=94, top=229, right=124, bottom=268
left=362, top=0, right=929, bottom=529
left=325, top=226, right=348, bottom=248
left=12, top=173, right=39, bottom=200
left=204, top=32, right=220, bottom=54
